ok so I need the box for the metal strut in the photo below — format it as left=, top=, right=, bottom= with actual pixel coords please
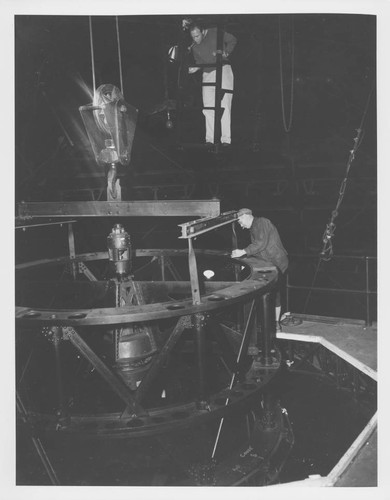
left=16, top=391, right=60, bottom=485
left=211, top=298, right=257, bottom=459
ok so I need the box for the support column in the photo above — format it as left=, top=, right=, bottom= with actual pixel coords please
left=245, top=299, right=258, bottom=355
left=159, top=255, right=166, bottom=281
left=67, top=222, right=77, bottom=279
left=259, top=292, right=275, bottom=366
left=188, top=239, right=201, bottom=305
left=195, top=313, right=208, bottom=407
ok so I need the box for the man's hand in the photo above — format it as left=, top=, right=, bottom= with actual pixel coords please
left=231, top=249, right=246, bottom=258
left=212, top=50, right=229, bottom=58
left=188, top=66, right=200, bottom=74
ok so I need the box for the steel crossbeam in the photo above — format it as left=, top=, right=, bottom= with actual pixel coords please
left=18, top=200, right=220, bottom=218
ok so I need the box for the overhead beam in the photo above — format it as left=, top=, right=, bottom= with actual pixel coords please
left=18, top=200, right=220, bottom=219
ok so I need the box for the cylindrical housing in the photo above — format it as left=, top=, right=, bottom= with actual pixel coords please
left=107, top=224, right=132, bottom=275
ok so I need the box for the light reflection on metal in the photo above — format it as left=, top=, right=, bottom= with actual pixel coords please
left=107, top=224, right=132, bottom=276
left=79, top=84, right=138, bottom=168
left=179, top=210, right=239, bottom=239
left=18, top=200, right=220, bottom=218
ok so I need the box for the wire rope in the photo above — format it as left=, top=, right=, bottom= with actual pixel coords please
left=319, top=85, right=374, bottom=262
left=115, top=16, right=124, bottom=96
left=278, top=16, right=295, bottom=133
left=88, top=16, right=96, bottom=94
left=302, top=85, right=374, bottom=313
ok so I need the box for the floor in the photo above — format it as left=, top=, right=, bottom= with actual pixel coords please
left=276, top=315, right=377, bottom=487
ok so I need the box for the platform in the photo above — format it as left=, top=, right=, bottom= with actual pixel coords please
left=275, top=315, right=377, bottom=487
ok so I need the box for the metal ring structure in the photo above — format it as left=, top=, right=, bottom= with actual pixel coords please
left=16, top=249, right=281, bottom=439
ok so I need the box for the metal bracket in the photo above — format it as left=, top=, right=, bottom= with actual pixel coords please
left=179, top=210, right=239, bottom=239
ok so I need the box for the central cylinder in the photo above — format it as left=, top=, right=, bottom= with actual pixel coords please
left=107, top=224, right=132, bottom=276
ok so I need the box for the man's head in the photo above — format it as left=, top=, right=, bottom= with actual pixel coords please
left=237, top=208, right=254, bottom=229
left=189, top=23, right=206, bottom=44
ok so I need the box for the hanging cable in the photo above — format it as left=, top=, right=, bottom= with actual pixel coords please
left=299, top=85, right=374, bottom=314
left=115, top=16, right=124, bottom=96
left=320, top=85, right=374, bottom=261
left=278, top=16, right=295, bottom=133
left=88, top=16, right=96, bottom=94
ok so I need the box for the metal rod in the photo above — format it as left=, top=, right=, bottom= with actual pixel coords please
left=159, top=255, right=166, bottom=281
left=18, top=349, right=34, bottom=385
left=195, top=314, right=207, bottom=403
left=188, top=239, right=201, bottom=305
left=286, top=284, right=376, bottom=295
left=15, top=220, right=77, bottom=230
left=136, top=316, right=187, bottom=404
left=166, top=257, right=182, bottom=281
left=232, top=223, right=240, bottom=283
left=16, top=392, right=60, bottom=485
left=68, top=222, right=77, bottom=279
left=88, top=16, right=96, bottom=93
left=211, top=298, right=256, bottom=459
left=289, top=253, right=376, bottom=261
left=115, top=16, right=124, bottom=95
left=260, top=292, right=274, bottom=365
left=207, top=318, right=237, bottom=373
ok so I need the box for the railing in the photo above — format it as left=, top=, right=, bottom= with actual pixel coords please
left=285, top=254, right=377, bottom=326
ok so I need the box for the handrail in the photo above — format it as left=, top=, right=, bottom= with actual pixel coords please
left=285, top=254, right=376, bottom=326
left=288, top=253, right=376, bottom=261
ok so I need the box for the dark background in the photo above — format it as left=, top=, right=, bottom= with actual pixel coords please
left=15, top=13, right=377, bottom=320
left=15, top=13, right=376, bottom=254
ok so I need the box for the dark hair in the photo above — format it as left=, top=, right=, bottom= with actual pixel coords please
left=188, top=21, right=204, bottom=33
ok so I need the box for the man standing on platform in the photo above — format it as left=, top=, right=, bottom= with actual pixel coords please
left=231, top=208, right=289, bottom=331
left=187, top=21, right=237, bottom=146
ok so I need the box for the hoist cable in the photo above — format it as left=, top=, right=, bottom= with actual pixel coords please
left=89, top=16, right=124, bottom=96
left=115, top=16, right=124, bottom=96
left=88, top=16, right=96, bottom=94
left=304, top=85, right=373, bottom=312
left=320, top=84, right=374, bottom=262
left=278, top=16, right=295, bottom=133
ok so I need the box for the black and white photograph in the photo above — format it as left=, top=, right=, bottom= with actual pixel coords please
left=6, top=0, right=390, bottom=498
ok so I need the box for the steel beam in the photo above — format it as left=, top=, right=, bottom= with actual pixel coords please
left=135, top=315, right=187, bottom=405
left=64, top=326, right=145, bottom=416
left=179, top=210, right=239, bottom=239
left=18, top=200, right=220, bottom=218
left=15, top=220, right=77, bottom=230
